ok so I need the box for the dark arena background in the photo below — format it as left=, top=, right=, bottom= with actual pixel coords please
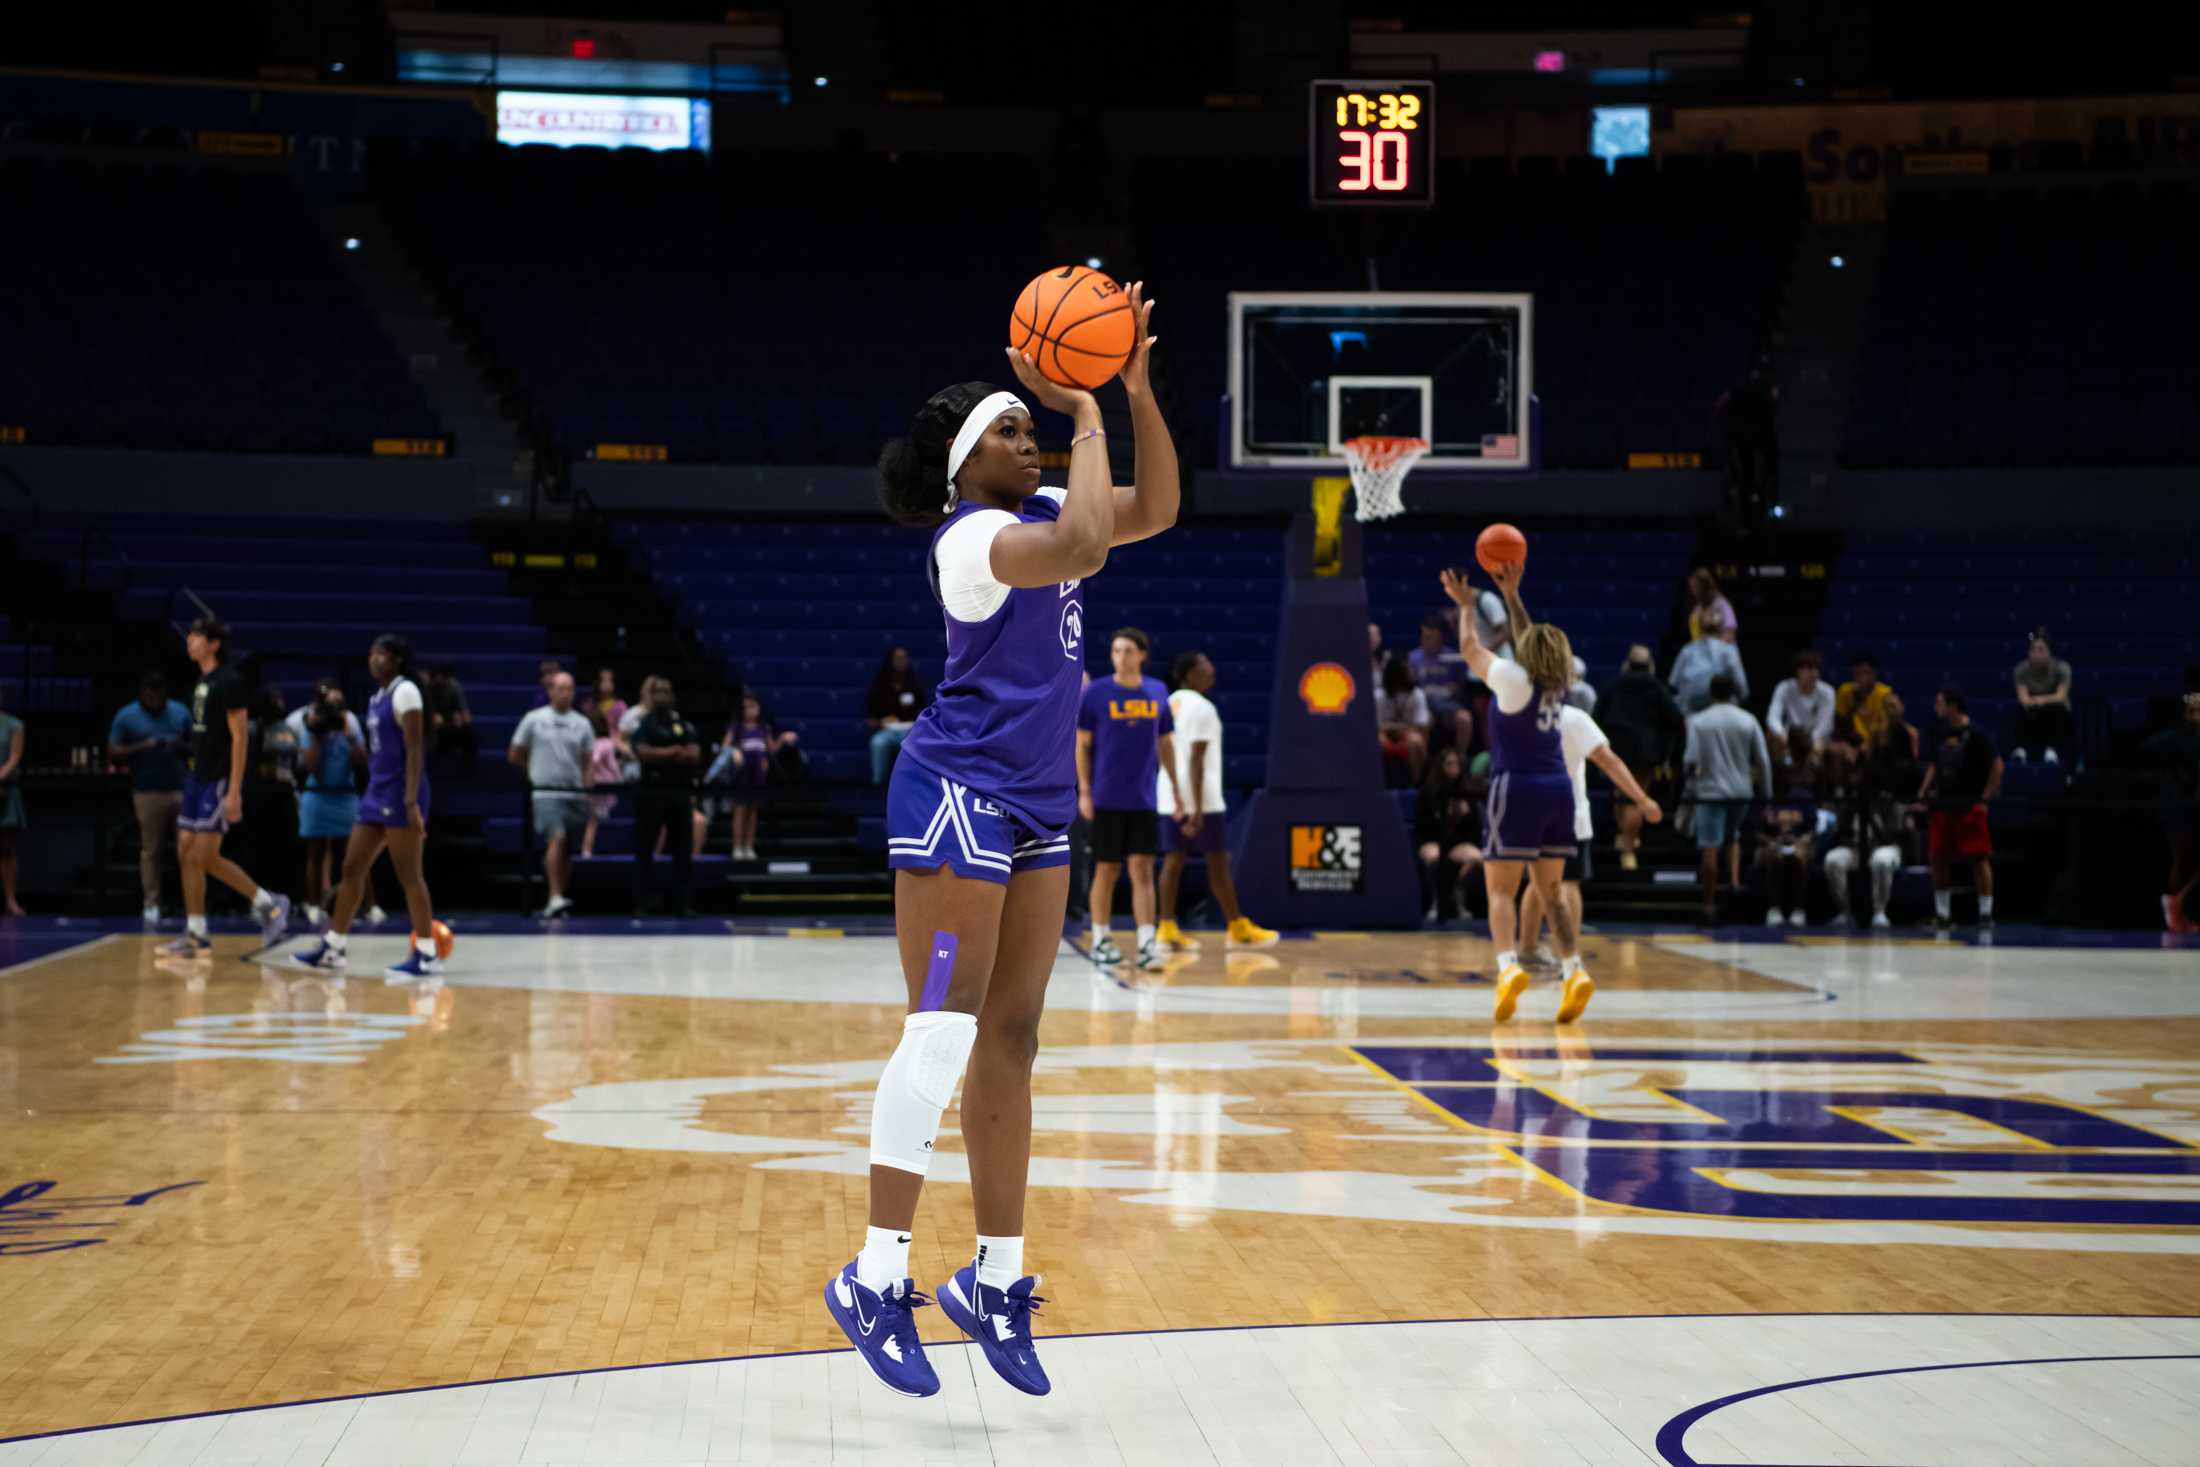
left=3, top=4, right=2198, bottom=1462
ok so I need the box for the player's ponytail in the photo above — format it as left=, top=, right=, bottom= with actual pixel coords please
left=878, top=380, right=1009, bottom=528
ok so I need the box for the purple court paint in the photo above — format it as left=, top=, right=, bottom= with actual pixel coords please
left=919, top=931, right=958, bottom=1011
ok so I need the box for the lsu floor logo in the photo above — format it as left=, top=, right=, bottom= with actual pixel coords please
left=1290, top=824, right=1363, bottom=892
left=533, top=1038, right=2200, bottom=1255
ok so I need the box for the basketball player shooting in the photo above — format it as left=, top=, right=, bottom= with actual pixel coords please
left=1440, top=559, right=1598, bottom=1024
left=831, top=282, right=1174, bottom=1399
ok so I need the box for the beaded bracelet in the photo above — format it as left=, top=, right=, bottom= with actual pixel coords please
left=1071, top=427, right=1107, bottom=447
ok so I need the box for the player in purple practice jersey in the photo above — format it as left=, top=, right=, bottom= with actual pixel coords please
left=1440, top=558, right=1598, bottom=1026
left=823, top=284, right=1178, bottom=1401
left=292, top=635, right=447, bottom=983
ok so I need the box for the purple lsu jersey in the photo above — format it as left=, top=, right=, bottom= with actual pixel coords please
left=1483, top=663, right=1574, bottom=858
left=361, top=677, right=430, bottom=825
left=897, top=488, right=1084, bottom=835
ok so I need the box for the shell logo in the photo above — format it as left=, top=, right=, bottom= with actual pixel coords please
left=1298, top=662, right=1356, bottom=715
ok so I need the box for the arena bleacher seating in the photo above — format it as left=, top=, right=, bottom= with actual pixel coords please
left=0, top=158, right=442, bottom=453
left=1821, top=529, right=2200, bottom=754
left=1846, top=179, right=2200, bottom=468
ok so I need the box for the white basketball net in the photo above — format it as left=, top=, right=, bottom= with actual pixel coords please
left=1342, top=436, right=1428, bottom=523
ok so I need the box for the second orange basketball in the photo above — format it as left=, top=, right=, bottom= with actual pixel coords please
left=1009, top=266, right=1137, bottom=390
left=1476, top=522, right=1528, bottom=573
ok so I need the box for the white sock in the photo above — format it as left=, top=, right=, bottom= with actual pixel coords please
left=975, top=1233, right=1024, bottom=1290
left=857, top=1224, right=910, bottom=1292
left=1093, top=924, right=1109, bottom=946
left=252, top=888, right=276, bottom=913
left=415, top=934, right=438, bottom=956
left=1560, top=955, right=1582, bottom=979
left=1934, top=890, right=1951, bottom=919
left=1136, top=924, right=1155, bottom=949
left=325, top=931, right=347, bottom=952
left=186, top=914, right=208, bottom=937
left=1495, top=949, right=1518, bottom=973
left=1979, top=896, right=1993, bottom=918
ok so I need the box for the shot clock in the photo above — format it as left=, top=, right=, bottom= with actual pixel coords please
left=1308, top=79, right=1435, bottom=206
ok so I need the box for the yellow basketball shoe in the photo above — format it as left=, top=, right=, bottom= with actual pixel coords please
left=1555, top=968, right=1596, bottom=1024
left=1226, top=916, right=1280, bottom=949
left=1491, top=965, right=1531, bottom=1022
left=1155, top=920, right=1201, bottom=953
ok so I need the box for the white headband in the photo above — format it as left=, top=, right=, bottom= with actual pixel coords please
left=942, top=390, right=1028, bottom=512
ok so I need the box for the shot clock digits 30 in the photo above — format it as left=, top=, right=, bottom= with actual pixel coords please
left=1308, top=79, right=1435, bottom=206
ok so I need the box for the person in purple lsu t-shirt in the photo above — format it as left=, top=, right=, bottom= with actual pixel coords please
left=827, top=287, right=1181, bottom=1401
left=1077, top=625, right=1185, bottom=974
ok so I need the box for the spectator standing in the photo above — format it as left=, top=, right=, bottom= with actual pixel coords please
left=295, top=684, right=364, bottom=925
left=284, top=678, right=366, bottom=751
left=1369, top=622, right=1393, bottom=689
left=716, top=693, right=792, bottom=861
left=1670, top=607, right=1749, bottom=713
left=0, top=687, right=24, bottom=916
left=1414, top=746, right=1483, bottom=925
left=2011, top=632, right=2074, bottom=765
left=1407, top=613, right=1475, bottom=752
left=589, top=667, right=627, bottom=732
left=1766, top=650, right=1837, bottom=780
left=1563, top=655, right=1597, bottom=714
left=1598, top=645, right=1686, bottom=870
left=580, top=708, right=622, bottom=860
left=1376, top=657, right=1432, bottom=782
left=108, top=673, right=192, bottom=923
left=536, top=660, right=563, bottom=705
left=1151, top=651, right=1278, bottom=951
left=1918, top=686, right=2003, bottom=933
left=510, top=671, right=596, bottom=919
left=426, top=666, right=476, bottom=779
left=629, top=677, right=702, bottom=917
left=867, top=647, right=930, bottom=785
left=1683, top=672, right=1772, bottom=924
left=2143, top=691, right=2200, bottom=932
left=617, top=676, right=657, bottom=784
left=1078, top=627, right=1183, bottom=972
left=1686, top=568, right=1739, bottom=644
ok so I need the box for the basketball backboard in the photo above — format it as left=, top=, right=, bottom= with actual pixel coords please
left=1227, top=292, right=1534, bottom=471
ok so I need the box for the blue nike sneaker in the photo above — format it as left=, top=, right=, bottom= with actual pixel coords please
left=291, top=939, right=347, bottom=971
left=825, top=1262, right=939, bottom=1397
left=938, top=1266, right=1050, bottom=1396
left=256, top=894, right=292, bottom=949
left=382, top=947, right=443, bottom=984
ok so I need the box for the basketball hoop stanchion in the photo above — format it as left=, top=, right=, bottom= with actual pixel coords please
left=1227, top=483, right=1424, bottom=931
left=1342, top=435, right=1428, bottom=522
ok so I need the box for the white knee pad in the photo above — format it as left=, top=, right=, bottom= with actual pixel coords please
left=869, top=1009, right=977, bottom=1175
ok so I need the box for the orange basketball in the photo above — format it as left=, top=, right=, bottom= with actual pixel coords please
left=1008, top=265, right=1136, bottom=390
left=1475, top=522, right=1527, bottom=573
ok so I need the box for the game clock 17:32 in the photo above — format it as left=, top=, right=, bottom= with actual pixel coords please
left=1308, top=79, right=1435, bottom=207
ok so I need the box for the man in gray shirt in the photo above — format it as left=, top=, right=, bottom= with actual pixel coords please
left=510, top=671, right=596, bottom=918
left=2011, top=631, right=2074, bottom=764
left=1669, top=607, right=1749, bottom=713
left=1685, top=672, right=1772, bottom=924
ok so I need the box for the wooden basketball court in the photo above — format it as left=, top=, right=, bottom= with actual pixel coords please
left=3, top=920, right=2196, bottom=1463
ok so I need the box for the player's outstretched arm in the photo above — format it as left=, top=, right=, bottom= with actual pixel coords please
left=1439, top=568, right=1496, bottom=682
left=1488, top=558, right=1533, bottom=639
left=1107, top=283, right=1178, bottom=547
left=994, top=348, right=1113, bottom=586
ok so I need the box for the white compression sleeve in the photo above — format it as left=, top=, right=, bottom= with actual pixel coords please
left=869, top=1010, right=978, bottom=1175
